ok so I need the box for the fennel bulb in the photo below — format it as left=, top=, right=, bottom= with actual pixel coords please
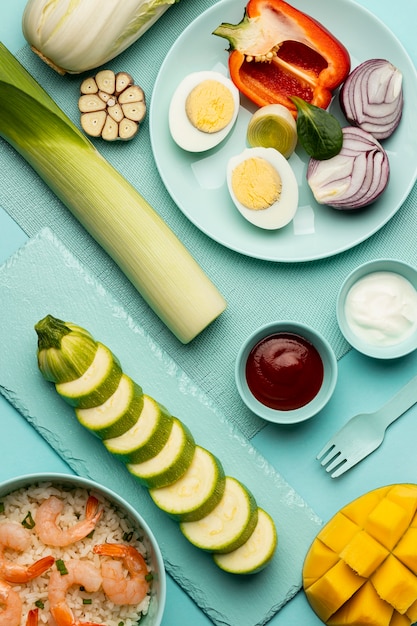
left=22, top=0, right=179, bottom=74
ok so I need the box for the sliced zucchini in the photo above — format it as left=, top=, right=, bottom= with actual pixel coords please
left=75, top=374, right=143, bottom=439
left=213, top=508, right=277, bottom=574
left=149, top=446, right=226, bottom=522
left=55, top=342, right=122, bottom=408
left=180, top=476, right=258, bottom=553
left=103, top=394, right=173, bottom=463
left=35, top=316, right=277, bottom=575
left=127, top=418, right=195, bottom=489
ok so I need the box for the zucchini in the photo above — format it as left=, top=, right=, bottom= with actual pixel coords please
left=180, top=476, right=259, bottom=553
left=127, top=418, right=196, bottom=489
left=104, top=394, right=173, bottom=463
left=56, top=342, right=122, bottom=408
left=213, top=508, right=277, bottom=574
left=34, top=315, right=278, bottom=574
left=35, top=315, right=97, bottom=383
left=149, top=446, right=226, bottom=522
left=75, top=374, right=143, bottom=440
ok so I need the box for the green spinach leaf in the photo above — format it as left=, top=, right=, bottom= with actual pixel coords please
left=290, top=96, right=343, bottom=160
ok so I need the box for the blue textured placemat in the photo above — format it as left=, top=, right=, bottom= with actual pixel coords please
left=0, top=228, right=323, bottom=626
left=1, top=0, right=417, bottom=442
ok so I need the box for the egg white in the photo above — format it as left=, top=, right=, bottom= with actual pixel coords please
left=226, top=147, right=299, bottom=230
left=168, top=70, right=240, bottom=153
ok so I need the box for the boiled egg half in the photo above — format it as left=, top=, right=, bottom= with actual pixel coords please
left=169, top=70, right=240, bottom=152
left=226, top=147, right=299, bottom=230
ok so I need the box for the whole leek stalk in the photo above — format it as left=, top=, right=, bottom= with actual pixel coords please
left=0, top=44, right=227, bottom=344
left=22, top=0, right=178, bottom=74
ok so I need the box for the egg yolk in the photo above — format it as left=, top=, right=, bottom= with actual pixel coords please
left=185, top=79, right=235, bottom=134
left=231, top=157, right=282, bottom=210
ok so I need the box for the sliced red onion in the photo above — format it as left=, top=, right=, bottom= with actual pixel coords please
left=340, top=59, right=403, bottom=140
left=307, top=127, right=390, bottom=210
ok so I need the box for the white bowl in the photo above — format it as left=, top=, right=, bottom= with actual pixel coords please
left=337, top=259, right=417, bottom=359
left=235, top=321, right=338, bottom=424
left=0, top=472, right=166, bottom=626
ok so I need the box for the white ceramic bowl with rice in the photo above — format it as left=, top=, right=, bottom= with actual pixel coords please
left=0, top=472, right=166, bottom=626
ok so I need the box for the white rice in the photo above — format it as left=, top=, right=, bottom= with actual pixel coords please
left=0, top=482, right=152, bottom=626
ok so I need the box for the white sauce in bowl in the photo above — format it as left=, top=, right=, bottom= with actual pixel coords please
left=344, top=271, right=417, bottom=346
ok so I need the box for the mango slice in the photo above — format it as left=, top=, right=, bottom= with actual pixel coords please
left=340, top=530, right=389, bottom=577
left=327, top=581, right=393, bottom=626
left=371, top=555, right=417, bottom=614
left=303, top=484, right=417, bottom=625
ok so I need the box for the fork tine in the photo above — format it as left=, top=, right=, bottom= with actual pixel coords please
left=330, top=457, right=358, bottom=478
left=316, top=441, right=334, bottom=459
left=319, top=449, right=340, bottom=466
left=316, top=443, right=337, bottom=463
left=325, top=454, right=347, bottom=474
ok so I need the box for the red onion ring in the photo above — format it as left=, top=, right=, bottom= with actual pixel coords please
left=340, top=59, right=403, bottom=140
left=307, top=127, right=390, bottom=210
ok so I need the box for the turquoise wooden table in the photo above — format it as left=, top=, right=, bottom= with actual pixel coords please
left=1, top=2, right=417, bottom=626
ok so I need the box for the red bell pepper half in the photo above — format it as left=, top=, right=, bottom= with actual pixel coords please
left=213, top=0, right=351, bottom=115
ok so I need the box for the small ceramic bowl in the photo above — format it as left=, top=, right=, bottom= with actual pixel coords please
left=337, top=259, right=417, bottom=359
left=0, top=472, right=166, bottom=626
left=235, top=321, right=338, bottom=424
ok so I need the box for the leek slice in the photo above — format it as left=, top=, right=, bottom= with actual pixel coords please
left=246, top=104, right=298, bottom=159
left=0, top=44, right=226, bottom=343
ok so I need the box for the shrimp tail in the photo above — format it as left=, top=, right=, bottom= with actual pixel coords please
left=93, top=543, right=148, bottom=572
left=2, top=554, right=55, bottom=583
left=93, top=543, right=127, bottom=558
left=52, top=603, right=104, bottom=626
left=26, top=608, right=39, bottom=626
left=93, top=543, right=147, bottom=566
left=85, top=496, right=101, bottom=520
left=27, top=555, right=55, bottom=579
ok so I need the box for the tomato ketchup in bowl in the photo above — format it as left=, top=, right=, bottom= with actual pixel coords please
left=235, top=321, right=338, bottom=424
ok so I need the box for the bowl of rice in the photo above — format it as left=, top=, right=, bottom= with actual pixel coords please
left=0, top=472, right=166, bottom=626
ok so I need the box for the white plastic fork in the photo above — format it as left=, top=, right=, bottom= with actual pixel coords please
left=317, top=371, right=417, bottom=478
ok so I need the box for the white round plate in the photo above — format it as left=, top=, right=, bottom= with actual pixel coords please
left=149, top=0, right=417, bottom=262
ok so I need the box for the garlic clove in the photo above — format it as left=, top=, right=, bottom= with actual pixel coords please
left=80, top=110, right=107, bottom=137
left=95, top=69, right=116, bottom=94
left=80, top=77, right=98, bottom=95
left=102, top=117, right=119, bottom=142
left=118, top=85, right=145, bottom=104
left=108, top=103, right=124, bottom=123
left=78, top=94, right=106, bottom=113
left=119, top=118, right=138, bottom=140
left=121, top=101, right=146, bottom=122
left=115, top=72, right=134, bottom=95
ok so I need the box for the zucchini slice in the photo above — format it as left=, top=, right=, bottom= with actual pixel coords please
left=104, top=394, right=173, bottom=463
left=75, top=373, right=143, bottom=440
left=127, top=418, right=195, bottom=489
left=180, top=476, right=258, bottom=553
left=56, top=342, right=122, bottom=408
left=213, top=508, right=277, bottom=574
left=149, top=446, right=226, bottom=522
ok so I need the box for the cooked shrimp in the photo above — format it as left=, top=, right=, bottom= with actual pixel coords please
left=26, top=608, right=38, bottom=626
left=0, top=521, right=54, bottom=583
left=0, top=579, right=22, bottom=626
left=35, top=495, right=103, bottom=547
left=93, top=543, right=150, bottom=605
left=48, top=559, right=103, bottom=626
